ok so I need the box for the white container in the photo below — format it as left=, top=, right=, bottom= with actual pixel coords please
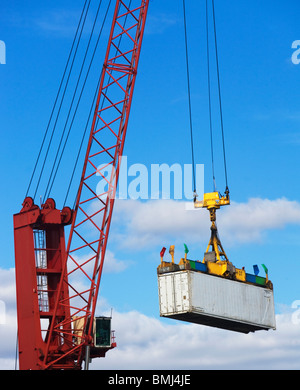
left=158, top=270, right=276, bottom=333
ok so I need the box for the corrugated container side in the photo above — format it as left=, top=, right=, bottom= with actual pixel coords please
left=158, top=270, right=276, bottom=333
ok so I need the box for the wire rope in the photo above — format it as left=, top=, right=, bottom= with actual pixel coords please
left=206, top=0, right=217, bottom=192
left=33, top=1, right=92, bottom=201
left=63, top=0, right=113, bottom=208
left=182, top=0, right=197, bottom=194
left=211, top=0, right=229, bottom=191
left=64, top=0, right=129, bottom=208
left=43, top=0, right=106, bottom=202
left=14, top=333, right=18, bottom=370
left=25, top=0, right=89, bottom=199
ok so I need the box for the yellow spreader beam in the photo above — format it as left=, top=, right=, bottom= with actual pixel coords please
left=194, top=191, right=230, bottom=263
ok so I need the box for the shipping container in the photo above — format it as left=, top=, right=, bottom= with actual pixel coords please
left=158, top=270, right=276, bottom=334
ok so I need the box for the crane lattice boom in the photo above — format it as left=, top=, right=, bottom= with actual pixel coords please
left=14, top=0, right=149, bottom=370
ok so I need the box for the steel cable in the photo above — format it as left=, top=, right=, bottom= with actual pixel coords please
left=25, top=0, right=89, bottom=199
left=43, top=0, right=106, bottom=202
left=30, top=1, right=91, bottom=201
left=63, top=0, right=113, bottom=208
left=65, top=0, right=130, bottom=208
left=206, top=0, right=217, bottom=192
left=182, top=0, right=197, bottom=194
left=211, top=0, right=229, bottom=191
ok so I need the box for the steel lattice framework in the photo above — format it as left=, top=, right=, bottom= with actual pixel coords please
left=14, top=0, right=149, bottom=370
left=44, top=0, right=149, bottom=369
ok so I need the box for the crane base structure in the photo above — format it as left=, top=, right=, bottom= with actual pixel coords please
left=13, top=197, right=116, bottom=370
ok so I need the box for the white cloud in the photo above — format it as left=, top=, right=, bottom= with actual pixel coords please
left=103, top=250, right=131, bottom=274
left=0, top=268, right=16, bottom=308
left=89, top=310, right=300, bottom=370
left=111, top=199, right=210, bottom=249
left=220, top=197, right=300, bottom=244
left=5, top=8, right=83, bottom=38
left=1, top=268, right=300, bottom=370
left=3, top=308, right=300, bottom=370
left=34, top=12, right=77, bottom=35
left=68, top=249, right=130, bottom=276
left=33, top=8, right=89, bottom=37
left=4, top=197, right=300, bottom=370
left=0, top=279, right=17, bottom=370
left=110, top=197, right=300, bottom=249
left=145, top=14, right=179, bottom=35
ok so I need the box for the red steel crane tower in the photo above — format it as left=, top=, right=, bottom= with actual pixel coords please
left=13, top=0, right=149, bottom=370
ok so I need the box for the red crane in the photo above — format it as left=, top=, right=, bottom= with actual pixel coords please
left=13, top=0, right=149, bottom=370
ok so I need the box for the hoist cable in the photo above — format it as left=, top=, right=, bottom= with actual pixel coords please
left=25, top=0, right=89, bottom=199
left=14, top=333, right=18, bottom=370
left=63, top=0, right=113, bottom=208
left=182, top=0, right=196, bottom=193
left=206, top=0, right=217, bottom=192
left=43, top=0, right=105, bottom=202
left=211, top=0, right=229, bottom=190
left=63, top=75, right=101, bottom=208
left=65, top=0, right=129, bottom=208
left=33, top=0, right=92, bottom=201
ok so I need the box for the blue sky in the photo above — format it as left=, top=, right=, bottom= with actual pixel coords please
left=1, top=0, right=300, bottom=370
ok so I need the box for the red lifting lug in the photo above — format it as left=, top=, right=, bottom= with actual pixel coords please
left=20, top=196, right=39, bottom=213
left=61, top=206, right=73, bottom=225
left=41, top=198, right=56, bottom=211
left=41, top=198, right=61, bottom=224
